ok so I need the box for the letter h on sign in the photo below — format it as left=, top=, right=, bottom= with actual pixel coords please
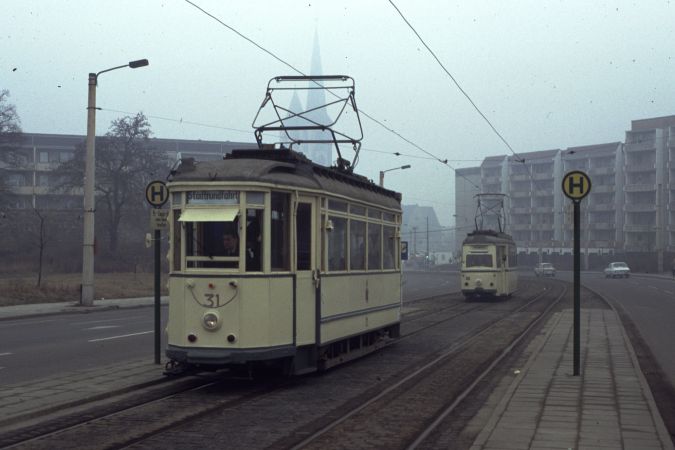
left=568, top=175, right=585, bottom=196
left=150, top=185, right=165, bottom=203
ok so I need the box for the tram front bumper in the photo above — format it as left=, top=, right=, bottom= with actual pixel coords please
left=166, top=344, right=296, bottom=366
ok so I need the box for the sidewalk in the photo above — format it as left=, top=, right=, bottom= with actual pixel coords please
left=471, top=307, right=674, bottom=449
left=0, top=296, right=167, bottom=321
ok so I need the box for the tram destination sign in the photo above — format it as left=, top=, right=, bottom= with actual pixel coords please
left=186, top=190, right=239, bottom=205
left=562, top=170, right=591, bottom=201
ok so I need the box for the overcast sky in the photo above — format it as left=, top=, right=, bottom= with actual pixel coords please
left=2, top=0, right=674, bottom=225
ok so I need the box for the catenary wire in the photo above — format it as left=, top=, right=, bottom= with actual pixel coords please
left=182, top=0, right=482, bottom=190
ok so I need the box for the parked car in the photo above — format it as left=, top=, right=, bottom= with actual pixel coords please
left=534, top=262, right=556, bottom=277
left=604, top=262, right=630, bottom=278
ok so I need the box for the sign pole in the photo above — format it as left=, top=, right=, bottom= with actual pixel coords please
left=573, top=199, right=580, bottom=376
left=561, top=170, right=591, bottom=377
left=145, top=180, right=169, bottom=366
left=154, top=227, right=161, bottom=365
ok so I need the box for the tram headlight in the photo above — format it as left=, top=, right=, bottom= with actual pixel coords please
left=202, top=312, right=221, bottom=331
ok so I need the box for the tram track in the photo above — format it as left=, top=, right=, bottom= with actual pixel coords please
left=0, top=375, right=292, bottom=449
left=282, top=278, right=568, bottom=449
left=2, top=278, right=566, bottom=449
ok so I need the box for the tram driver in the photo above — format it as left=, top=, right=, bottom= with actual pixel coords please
left=222, top=232, right=239, bottom=256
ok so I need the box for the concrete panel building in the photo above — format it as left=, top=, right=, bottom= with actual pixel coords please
left=453, top=114, right=675, bottom=271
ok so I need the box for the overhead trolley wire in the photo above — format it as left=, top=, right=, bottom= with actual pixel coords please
left=388, top=0, right=539, bottom=188
left=387, top=0, right=525, bottom=164
left=182, top=0, right=482, bottom=191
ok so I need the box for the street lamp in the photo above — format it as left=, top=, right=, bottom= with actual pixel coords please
left=81, top=58, right=149, bottom=306
left=379, top=164, right=411, bottom=187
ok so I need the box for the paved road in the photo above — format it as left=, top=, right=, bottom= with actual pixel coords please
left=0, top=271, right=460, bottom=384
left=0, top=307, right=167, bottom=384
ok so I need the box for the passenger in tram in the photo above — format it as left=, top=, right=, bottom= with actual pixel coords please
left=222, top=230, right=239, bottom=256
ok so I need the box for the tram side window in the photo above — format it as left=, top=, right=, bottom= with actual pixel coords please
left=296, top=203, right=311, bottom=270
left=245, top=208, right=263, bottom=271
left=497, top=246, right=506, bottom=267
left=466, top=254, right=493, bottom=268
left=368, top=223, right=382, bottom=270
left=328, top=216, right=347, bottom=271
left=383, top=225, right=396, bottom=269
left=509, top=246, right=517, bottom=267
left=350, top=219, right=366, bottom=270
left=271, top=192, right=290, bottom=271
left=172, top=210, right=181, bottom=271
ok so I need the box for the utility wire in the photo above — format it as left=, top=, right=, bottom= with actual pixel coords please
left=99, top=108, right=252, bottom=136
left=388, top=0, right=523, bottom=163
left=388, top=0, right=539, bottom=188
left=182, top=0, right=481, bottom=190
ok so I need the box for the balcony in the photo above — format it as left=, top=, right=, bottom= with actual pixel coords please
left=510, top=190, right=531, bottom=198
left=625, top=162, right=656, bottom=173
left=625, top=141, right=656, bottom=152
left=532, top=206, right=553, bottom=213
left=532, top=172, right=551, bottom=180
left=510, top=173, right=531, bottom=181
left=510, top=207, right=531, bottom=214
left=624, top=224, right=653, bottom=232
left=624, top=184, right=655, bottom=192
left=591, top=185, right=615, bottom=193
left=531, top=223, right=554, bottom=231
left=532, top=190, right=553, bottom=197
left=590, top=203, right=615, bottom=211
left=511, top=223, right=531, bottom=231
left=587, top=166, right=614, bottom=175
left=624, top=203, right=656, bottom=212
left=588, top=222, right=615, bottom=230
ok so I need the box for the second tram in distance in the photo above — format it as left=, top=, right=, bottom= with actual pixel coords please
left=460, top=229, right=518, bottom=299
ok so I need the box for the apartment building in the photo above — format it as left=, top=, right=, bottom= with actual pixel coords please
left=454, top=114, right=675, bottom=270
left=0, top=133, right=257, bottom=211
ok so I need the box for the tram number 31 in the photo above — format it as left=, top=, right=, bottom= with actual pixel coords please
left=197, top=292, right=236, bottom=309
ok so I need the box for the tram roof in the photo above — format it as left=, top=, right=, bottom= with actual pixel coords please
left=462, top=229, right=515, bottom=245
left=168, top=148, right=402, bottom=210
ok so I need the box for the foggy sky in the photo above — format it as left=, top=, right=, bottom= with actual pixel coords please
left=2, top=0, right=674, bottom=225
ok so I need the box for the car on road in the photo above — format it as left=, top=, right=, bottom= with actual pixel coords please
left=534, top=262, right=556, bottom=277
left=604, top=262, right=630, bottom=278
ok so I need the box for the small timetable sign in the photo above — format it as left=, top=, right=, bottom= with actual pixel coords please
left=150, top=208, right=169, bottom=230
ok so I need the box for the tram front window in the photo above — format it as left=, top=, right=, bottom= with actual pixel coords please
left=184, top=220, right=240, bottom=269
left=465, top=254, right=493, bottom=268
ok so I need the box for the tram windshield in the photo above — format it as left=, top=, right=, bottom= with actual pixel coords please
left=182, top=215, right=241, bottom=269
left=465, top=254, right=493, bottom=268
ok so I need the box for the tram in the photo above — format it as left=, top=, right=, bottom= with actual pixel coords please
left=460, top=230, right=518, bottom=299
left=460, top=194, right=518, bottom=299
left=164, top=76, right=402, bottom=375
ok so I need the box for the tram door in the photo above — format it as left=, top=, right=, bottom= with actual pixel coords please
left=295, top=197, right=317, bottom=346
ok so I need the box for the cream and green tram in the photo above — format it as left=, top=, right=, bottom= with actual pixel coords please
left=165, top=149, right=402, bottom=375
left=460, top=230, right=518, bottom=299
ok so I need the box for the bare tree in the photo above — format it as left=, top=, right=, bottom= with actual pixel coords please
left=57, top=112, right=167, bottom=252
left=0, top=89, right=24, bottom=198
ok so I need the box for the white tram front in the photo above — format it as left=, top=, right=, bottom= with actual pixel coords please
left=165, top=149, right=402, bottom=374
left=460, top=230, right=518, bottom=299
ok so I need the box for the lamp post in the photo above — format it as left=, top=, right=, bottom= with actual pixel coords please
left=81, top=59, right=149, bottom=306
left=379, top=164, right=411, bottom=187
